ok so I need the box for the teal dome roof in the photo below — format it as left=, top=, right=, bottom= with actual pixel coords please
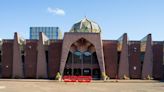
left=70, top=18, right=101, bottom=33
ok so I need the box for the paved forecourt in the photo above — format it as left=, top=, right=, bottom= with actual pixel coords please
left=0, top=79, right=163, bottom=92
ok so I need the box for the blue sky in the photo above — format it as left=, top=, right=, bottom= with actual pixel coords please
left=0, top=0, right=164, bottom=40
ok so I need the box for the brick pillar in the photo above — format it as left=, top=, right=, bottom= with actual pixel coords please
left=142, top=34, right=153, bottom=79
left=118, top=33, right=129, bottom=79
left=36, top=32, right=48, bottom=78
left=12, top=32, right=24, bottom=78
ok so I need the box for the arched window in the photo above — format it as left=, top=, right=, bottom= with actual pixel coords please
left=73, top=51, right=82, bottom=64
left=83, top=51, right=92, bottom=56
left=74, top=51, right=82, bottom=56
left=83, top=51, right=92, bottom=64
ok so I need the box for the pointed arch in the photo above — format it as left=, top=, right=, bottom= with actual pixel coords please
left=59, top=33, right=105, bottom=79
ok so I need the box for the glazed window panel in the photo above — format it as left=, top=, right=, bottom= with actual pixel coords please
left=140, top=52, right=145, bottom=64
left=92, top=52, right=99, bottom=64
left=64, top=68, right=72, bottom=75
left=83, top=51, right=92, bottom=64
left=73, top=51, right=82, bottom=64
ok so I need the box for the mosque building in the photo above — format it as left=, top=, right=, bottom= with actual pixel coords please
left=0, top=18, right=164, bottom=80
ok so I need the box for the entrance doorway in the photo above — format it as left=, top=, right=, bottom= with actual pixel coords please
left=92, top=69, right=101, bottom=80
left=83, top=68, right=91, bottom=76
left=64, top=68, right=72, bottom=75
left=64, top=68, right=101, bottom=79
left=73, top=68, right=81, bottom=76
left=64, top=51, right=101, bottom=79
left=64, top=38, right=101, bottom=80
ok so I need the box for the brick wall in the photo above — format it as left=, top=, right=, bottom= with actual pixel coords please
left=153, top=44, right=163, bottom=79
left=1, top=40, right=13, bottom=78
left=24, top=40, right=38, bottom=78
left=103, top=41, right=118, bottom=78
left=129, top=42, right=141, bottom=79
left=48, top=40, right=62, bottom=79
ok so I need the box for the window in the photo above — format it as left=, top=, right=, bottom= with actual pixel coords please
left=134, top=47, right=137, bottom=52
left=83, top=68, right=91, bottom=76
left=117, top=51, right=121, bottom=65
left=83, top=51, right=92, bottom=64
left=64, top=68, right=72, bottom=75
left=73, top=51, right=82, bottom=64
left=140, top=52, right=145, bottom=64
left=92, top=52, right=98, bottom=64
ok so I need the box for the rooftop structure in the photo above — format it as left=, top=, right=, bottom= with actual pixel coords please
left=30, top=27, right=62, bottom=39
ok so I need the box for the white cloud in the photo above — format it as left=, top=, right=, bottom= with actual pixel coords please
left=47, top=7, right=65, bottom=16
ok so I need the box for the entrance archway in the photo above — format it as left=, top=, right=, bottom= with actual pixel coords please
left=63, top=38, right=101, bottom=79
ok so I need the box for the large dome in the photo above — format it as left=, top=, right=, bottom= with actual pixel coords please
left=70, top=18, right=101, bottom=33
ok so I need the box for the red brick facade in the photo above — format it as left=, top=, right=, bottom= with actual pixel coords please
left=153, top=43, right=163, bottom=79
left=129, top=42, right=141, bottom=79
left=48, top=40, right=62, bottom=79
left=103, top=40, right=118, bottom=78
left=1, top=40, right=13, bottom=78
left=24, top=40, right=38, bottom=78
left=0, top=32, right=163, bottom=80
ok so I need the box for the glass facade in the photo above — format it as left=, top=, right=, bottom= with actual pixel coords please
left=30, top=27, right=62, bottom=39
